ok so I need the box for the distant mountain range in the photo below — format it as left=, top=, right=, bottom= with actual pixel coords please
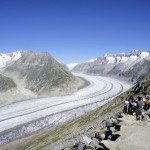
left=0, top=51, right=83, bottom=105
left=67, top=59, right=97, bottom=70
left=71, top=50, right=150, bottom=83
left=1, top=49, right=150, bottom=105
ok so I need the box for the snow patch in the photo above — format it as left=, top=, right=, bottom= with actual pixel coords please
left=116, top=56, right=121, bottom=63
left=0, top=54, right=11, bottom=68
left=85, top=58, right=97, bottom=63
left=12, top=51, right=22, bottom=61
left=67, top=63, right=78, bottom=70
left=57, top=60, right=61, bottom=63
left=106, top=56, right=116, bottom=64
left=120, top=56, right=129, bottom=63
left=140, top=52, right=149, bottom=58
left=129, top=55, right=138, bottom=59
left=0, top=51, right=22, bottom=68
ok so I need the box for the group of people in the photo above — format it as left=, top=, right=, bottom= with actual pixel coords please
left=123, top=94, right=150, bottom=120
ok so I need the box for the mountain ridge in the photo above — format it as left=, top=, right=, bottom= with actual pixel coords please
left=72, top=50, right=150, bottom=83
left=0, top=50, right=84, bottom=105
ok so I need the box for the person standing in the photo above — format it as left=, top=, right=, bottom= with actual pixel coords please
left=136, top=97, right=143, bottom=120
left=123, top=98, right=129, bottom=114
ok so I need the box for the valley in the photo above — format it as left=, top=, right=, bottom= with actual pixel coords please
left=0, top=50, right=149, bottom=150
left=0, top=73, right=131, bottom=147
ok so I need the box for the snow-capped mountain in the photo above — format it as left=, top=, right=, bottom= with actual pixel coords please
left=0, top=51, right=83, bottom=105
left=67, top=58, right=98, bottom=71
left=69, top=50, right=150, bottom=70
left=101, top=50, right=149, bottom=64
left=73, top=50, right=150, bottom=83
left=0, top=51, right=22, bottom=69
left=84, top=58, right=98, bottom=63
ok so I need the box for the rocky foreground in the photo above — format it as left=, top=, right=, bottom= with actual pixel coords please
left=102, top=113, right=150, bottom=150
left=2, top=97, right=150, bottom=150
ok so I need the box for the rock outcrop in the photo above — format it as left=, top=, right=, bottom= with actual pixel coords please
left=0, top=74, right=16, bottom=91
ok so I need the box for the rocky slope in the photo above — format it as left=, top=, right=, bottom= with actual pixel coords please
left=0, top=74, right=16, bottom=91
left=0, top=51, right=84, bottom=105
left=73, top=50, right=150, bottom=83
left=0, top=74, right=28, bottom=105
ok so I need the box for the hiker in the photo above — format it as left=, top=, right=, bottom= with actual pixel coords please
left=145, top=96, right=150, bottom=111
left=136, top=96, right=143, bottom=120
left=132, top=99, right=137, bottom=113
left=128, top=96, right=134, bottom=114
left=123, top=98, right=129, bottom=114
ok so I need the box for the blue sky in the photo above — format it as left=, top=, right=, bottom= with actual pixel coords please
left=0, top=0, right=150, bottom=63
